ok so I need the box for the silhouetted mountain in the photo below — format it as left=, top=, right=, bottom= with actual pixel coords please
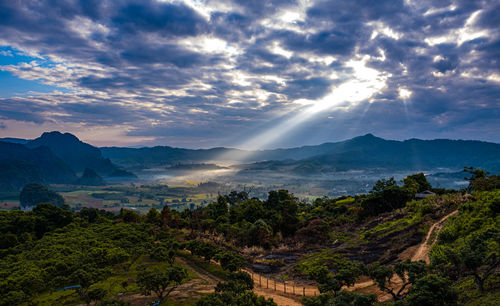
left=26, top=131, right=124, bottom=176
left=242, top=134, right=500, bottom=173
left=101, top=146, right=248, bottom=167
left=0, top=141, right=76, bottom=191
left=0, top=137, right=30, bottom=144
left=74, top=168, right=106, bottom=186
left=102, top=134, right=500, bottom=173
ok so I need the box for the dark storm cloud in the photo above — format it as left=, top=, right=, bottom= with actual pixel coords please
left=0, top=0, right=499, bottom=146
left=113, top=1, right=208, bottom=36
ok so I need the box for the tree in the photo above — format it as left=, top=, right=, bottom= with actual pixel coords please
left=206, top=196, right=229, bottom=219
left=119, top=208, right=139, bottom=223
left=136, top=265, right=187, bottom=303
left=83, top=287, right=107, bottom=306
left=215, top=251, right=246, bottom=272
left=71, top=268, right=110, bottom=304
left=149, top=243, right=175, bottom=265
left=32, top=203, right=73, bottom=238
left=308, top=264, right=361, bottom=296
left=361, top=178, right=413, bottom=217
left=215, top=272, right=253, bottom=294
left=403, top=274, right=457, bottom=306
left=432, top=230, right=500, bottom=292
left=265, top=190, right=299, bottom=237
left=197, top=271, right=276, bottom=306
left=20, top=183, right=65, bottom=210
left=248, top=219, right=273, bottom=248
left=371, top=177, right=397, bottom=193
left=145, top=208, right=161, bottom=225
left=464, top=167, right=489, bottom=192
left=367, top=260, right=426, bottom=301
left=403, top=173, right=432, bottom=193
left=224, top=191, right=249, bottom=205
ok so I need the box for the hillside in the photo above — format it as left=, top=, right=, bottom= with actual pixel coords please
left=0, top=141, right=76, bottom=191
left=1, top=172, right=498, bottom=305
left=26, top=131, right=121, bottom=176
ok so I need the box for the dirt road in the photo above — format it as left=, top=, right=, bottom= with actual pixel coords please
left=411, top=210, right=458, bottom=263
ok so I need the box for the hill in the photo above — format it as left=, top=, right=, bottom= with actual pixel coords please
left=274, top=134, right=500, bottom=173
left=74, top=168, right=106, bottom=186
left=0, top=137, right=30, bottom=144
left=25, top=131, right=129, bottom=176
left=0, top=141, right=76, bottom=191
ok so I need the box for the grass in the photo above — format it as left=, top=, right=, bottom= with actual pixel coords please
left=455, top=275, right=500, bottom=306
left=30, top=255, right=199, bottom=305
left=336, top=197, right=355, bottom=205
left=163, top=296, right=200, bottom=305
left=177, top=250, right=229, bottom=281
left=361, top=213, right=424, bottom=241
left=294, top=249, right=343, bottom=275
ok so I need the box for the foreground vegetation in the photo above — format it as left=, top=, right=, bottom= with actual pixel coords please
left=0, top=170, right=499, bottom=305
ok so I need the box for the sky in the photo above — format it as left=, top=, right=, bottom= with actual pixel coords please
left=0, top=0, right=499, bottom=148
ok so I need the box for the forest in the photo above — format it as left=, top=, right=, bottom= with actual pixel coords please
left=0, top=170, right=499, bottom=305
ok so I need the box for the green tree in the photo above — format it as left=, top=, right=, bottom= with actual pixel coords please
left=83, top=287, right=107, bottom=306
left=119, top=208, right=139, bottom=223
left=265, top=190, right=299, bottom=237
left=19, top=183, right=65, bottom=209
left=215, top=272, right=253, bottom=294
left=197, top=271, right=275, bottom=306
left=403, top=173, right=432, bottom=193
left=149, top=242, right=175, bottom=265
left=136, top=265, right=187, bottom=303
left=367, top=260, right=426, bottom=301
left=145, top=207, right=161, bottom=225
left=403, top=274, right=457, bottom=306
left=248, top=219, right=273, bottom=248
left=71, top=268, right=110, bottom=304
left=215, top=251, right=246, bottom=272
left=361, top=178, right=413, bottom=216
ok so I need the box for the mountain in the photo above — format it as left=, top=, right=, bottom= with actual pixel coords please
left=0, top=141, right=76, bottom=191
left=25, top=131, right=126, bottom=176
left=102, top=134, right=500, bottom=173
left=100, top=143, right=345, bottom=167
left=304, top=134, right=500, bottom=170
left=74, top=168, right=106, bottom=186
left=241, top=134, right=500, bottom=174
left=101, top=146, right=247, bottom=168
left=0, top=137, right=30, bottom=144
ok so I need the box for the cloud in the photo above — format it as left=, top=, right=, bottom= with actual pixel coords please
left=0, top=0, right=498, bottom=147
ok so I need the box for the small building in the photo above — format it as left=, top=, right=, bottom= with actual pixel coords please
left=415, top=190, right=436, bottom=200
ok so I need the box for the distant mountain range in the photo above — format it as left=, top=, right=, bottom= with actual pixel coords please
left=101, top=134, right=500, bottom=173
left=1, top=132, right=499, bottom=191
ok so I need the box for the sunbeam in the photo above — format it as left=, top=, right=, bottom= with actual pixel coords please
left=217, top=56, right=389, bottom=162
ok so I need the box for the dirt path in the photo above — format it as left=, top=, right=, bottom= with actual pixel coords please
left=253, top=286, right=303, bottom=306
left=411, top=210, right=458, bottom=263
left=176, top=257, right=222, bottom=287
